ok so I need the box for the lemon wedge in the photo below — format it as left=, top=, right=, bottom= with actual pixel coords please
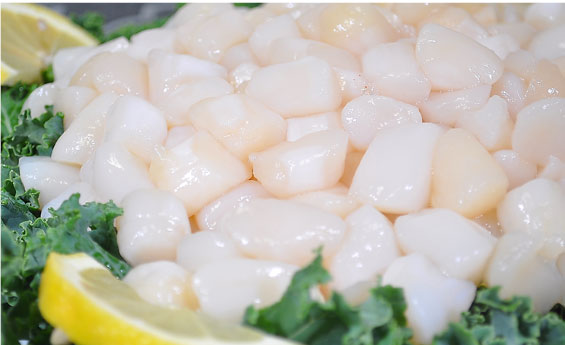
left=1, top=3, right=98, bottom=85
left=39, top=252, right=296, bottom=345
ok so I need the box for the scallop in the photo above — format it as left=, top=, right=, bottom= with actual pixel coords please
left=488, top=22, right=536, bottom=47
left=104, top=95, right=167, bottom=163
left=291, top=184, right=359, bottom=218
left=53, top=86, right=97, bottom=129
left=491, top=72, right=527, bottom=121
left=165, top=126, right=197, bottom=149
left=248, top=14, right=301, bottom=65
left=525, top=4, right=565, bottom=30
left=229, top=63, right=259, bottom=91
left=166, top=3, right=232, bottom=29
left=395, top=208, right=496, bottom=283
left=333, top=68, right=373, bottom=104
left=286, top=111, right=341, bottom=142
left=341, top=95, right=422, bottom=151
left=149, top=131, right=251, bottom=215
left=431, top=128, right=509, bottom=218
left=538, top=155, right=565, bottom=182
left=350, top=123, right=444, bottom=214
left=22, top=84, right=58, bottom=118
left=123, top=261, right=198, bottom=309
left=492, top=150, right=537, bottom=190
left=523, top=60, right=565, bottom=106
left=176, top=231, right=241, bottom=272
left=330, top=205, right=399, bottom=291
left=127, top=28, right=177, bottom=62
left=362, top=41, right=431, bottom=105
left=41, top=182, right=99, bottom=218
left=220, top=43, right=259, bottom=71
left=382, top=254, right=475, bottom=345
left=19, top=157, right=80, bottom=207
left=188, top=94, right=286, bottom=161
left=246, top=57, right=342, bottom=118
left=416, top=23, right=503, bottom=91
left=217, top=198, right=346, bottom=266
left=252, top=129, right=348, bottom=198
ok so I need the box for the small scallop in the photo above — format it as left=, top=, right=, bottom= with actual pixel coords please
left=330, top=205, right=399, bottom=291
left=220, top=43, right=259, bottom=71
left=165, top=126, right=197, bottom=150
left=70, top=52, right=147, bottom=98
left=217, top=198, right=346, bottom=266
left=248, top=14, right=301, bottom=65
left=473, top=209, right=504, bottom=239
left=176, top=231, right=241, bottom=272
left=455, top=96, right=513, bottom=152
left=382, top=254, right=475, bottom=345
left=512, top=98, right=565, bottom=165
left=41, top=182, right=99, bottom=218
left=416, top=23, right=503, bottom=91
left=117, top=189, right=190, bottom=266
left=123, top=261, right=198, bottom=309
left=539, top=155, right=565, bottom=182
left=104, top=95, right=167, bottom=163
left=295, top=4, right=328, bottom=40
left=229, top=63, right=259, bottom=91
left=341, top=95, right=422, bottom=151
left=19, top=157, right=80, bottom=207
left=252, top=129, right=348, bottom=198
left=188, top=94, right=287, bottom=161
left=431, top=128, right=509, bottom=218
left=363, top=41, right=431, bottom=105
left=149, top=131, right=251, bottom=215
left=196, top=180, right=271, bottom=231
left=192, top=258, right=298, bottom=322
left=51, top=92, right=119, bottom=165
left=53, top=86, right=97, bottom=129
left=286, top=111, right=341, bottom=142
left=350, top=123, right=444, bottom=214
left=127, top=28, right=177, bottom=62
left=524, top=60, right=565, bottom=106
left=525, top=4, right=565, bottom=30
left=419, top=85, right=492, bottom=126
left=504, top=49, right=537, bottom=80
left=166, top=3, right=232, bottom=29
left=492, top=72, right=527, bottom=121
left=488, top=22, right=536, bottom=47
left=492, top=150, right=538, bottom=190
left=333, top=68, right=373, bottom=104
left=22, top=84, right=58, bottom=118
left=91, top=142, right=154, bottom=204
left=395, top=208, right=496, bottom=283
left=291, top=184, right=359, bottom=218
left=419, top=6, right=487, bottom=41
left=246, top=57, right=342, bottom=118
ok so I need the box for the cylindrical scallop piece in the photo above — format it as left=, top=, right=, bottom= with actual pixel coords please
left=53, top=86, right=97, bottom=129
left=217, top=198, right=346, bottom=266
left=286, top=111, right=341, bottom=142
left=492, top=150, right=537, bottom=190
left=523, top=60, right=565, bottom=106
left=22, top=84, right=58, bottom=118
left=431, top=128, right=509, bottom=218
left=19, top=156, right=80, bottom=207
left=291, top=183, right=359, bottom=218
left=341, top=95, right=422, bottom=151
left=395, top=208, right=496, bottom=283
left=416, top=23, right=503, bottom=91
left=220, top=43, right=258, bottom=71
left=149, top=131, right=251, bottom=215
left=41, top=182, right=99, bottom=218
left=248, top=14, right=301, bottom=65
left=525, top=3, right=565, bottom=30
left=127, top=28, right=177, bottom=62
left=491, top=72, right=527, bottom=121
left=165, top=126, right=197, bottom=150
left=246, top=57, right=342, bottom=118
left=176, top=231, right=241, bottom=272
left=330, top=205, right=399, bottom=291
left=333, top=68, right=372, bottom=104
left=350, top=123, right=444, bottom=214
left=528, top=24, right=565, bottom=60
left=117, top=189, right=190, bottom=266
left=252, top=129, right=348, bottom=198
left=123, top=261, right=198, bottom=309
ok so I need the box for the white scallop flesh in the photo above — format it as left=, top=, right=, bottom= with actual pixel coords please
left=485, top=232, right=564, bottom=314
left=229, top=63, right=259, bottom=91
left=286, top=111, right=341, bottom=142
left=291, top=184, right=359, bottom=218
left=192, top=258, right=298, bottom=322
left=333, top=68, right=373, bottom=104
left=473, top=209, right=504, bottom=239
left=116, top=189, right=190, bottom=266
left=524, top=59, right=565, bottom=106
left=127, top=28, right=177, bottom=62
left=363, top=41, right=431, bottom=105
left=149, top=131, right=251, bottom=215
left=488, top=23, right=536, bottom=48
left=350, top=123, right=444, bottom=214
left=476, top=33, right=520, bottom=61
left=70, top=52, right=148, bottom=98
left=341, top=95, right=422, bottom=151
left=220, top=43, right=259, bottom=71
left=91, top=142, right=154, bottom=204
left=330, top=205, right=399, bottom=291
left=123, top=261, right=197, bottom=309
left=165, top=3, right=232, bottom=29
left=525, top=3, right=565, bottom=30
left=165, top=126, right=197, bottom=149
left=176, top=231, right=241, bottom=272
left=243, top=6, right=277, bottom=29
left=188, top=94, right=286, bottom=161
left=295, top=4, right=328, bottom=41
left=382, top=253, right=475, bottom=345
left=177, top=10, right=252, bottom=63
left=492, top=150, right=537, bottom=190
left=395, top=208, right=496, bottom=283
left=246, top=57, right=342, bottom=118
left=19, top=157, right=80, bottom=207
left=22, top=84, right=58, bottom=118
left=252, top=129, right=348, bottom=198
left=538, top=155, right=565, bottom=182
left=341, top=151, right=364, bottom=187
left=217, top=198, right=346, bottom=266
left=512, top=98, right=565, bottom=166
left=504, top=49, right=537, bottom=81
left=41, top=182, right=98, bottom=218
left=416, top=23, right=503, bottom=91
left=419, top=6, right=488, bottom=42
left=196, top=180, right=271, bottom=231
left=492, top=72, right=527, bottom=121
left=455, top=95, right=513, bottom=152
left=419, top=85, right=492, bottom=126
left=51, top=92, right=119, bottom=165
left=53, top=86, right=97, bottom=129
left=432, top=128, right=509, bottom=218
left=248, top=14, right=301, bottom=65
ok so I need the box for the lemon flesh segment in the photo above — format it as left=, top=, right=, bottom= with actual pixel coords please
left=1, top=3, right=98, bottom=85
left=39, top=252, right=296, bottom=345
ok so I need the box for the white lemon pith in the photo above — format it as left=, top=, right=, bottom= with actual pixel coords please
left=38, top=252, right=296, bottom=345
left=1, top=3, right=97, bottom=85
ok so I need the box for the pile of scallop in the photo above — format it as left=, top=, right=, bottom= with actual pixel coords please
left=21, top=3, right=565, bottom=344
